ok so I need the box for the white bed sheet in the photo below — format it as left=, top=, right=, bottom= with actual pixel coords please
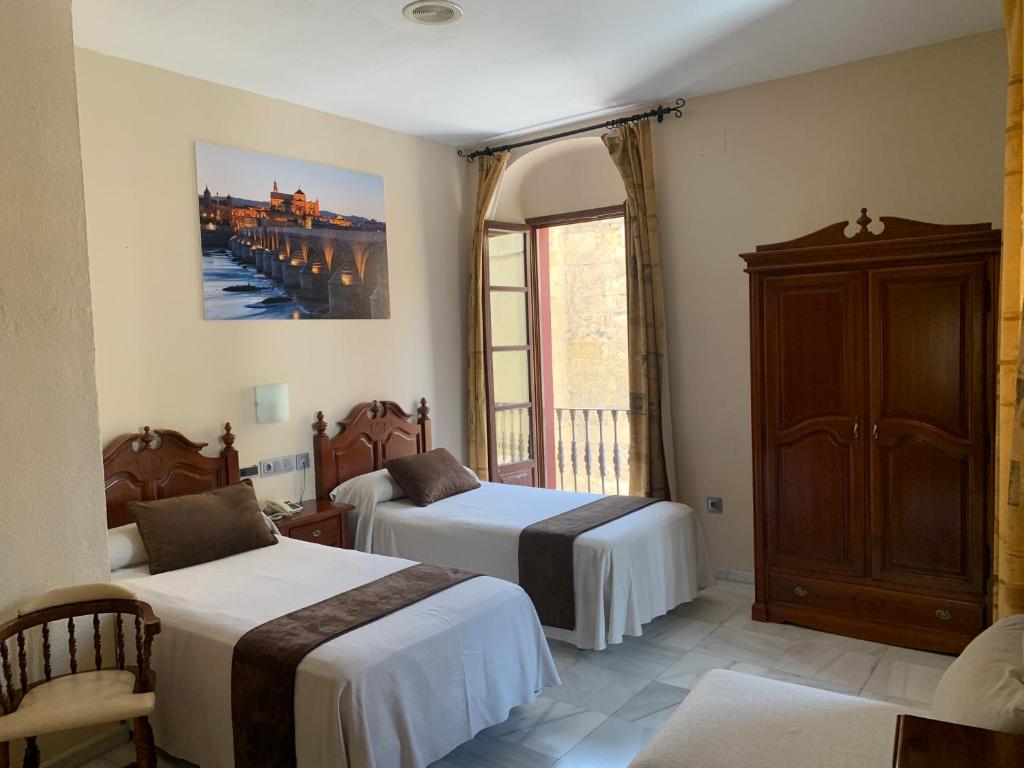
left=112, top=537, right=557, bottom=768
left=356, top=482, right=715, bottom=650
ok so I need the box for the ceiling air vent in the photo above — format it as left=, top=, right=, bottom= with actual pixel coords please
left=402, top=0, right=463, bottom=25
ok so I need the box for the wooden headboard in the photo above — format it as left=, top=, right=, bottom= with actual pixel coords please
left=102, top=423, right=240, bottom=528
left=312, top=399, right=432, bottom=500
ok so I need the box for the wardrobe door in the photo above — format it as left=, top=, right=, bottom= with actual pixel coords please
left=762, top=272, right=866, bottom=577
left=868, top=262, right=987, bottom=596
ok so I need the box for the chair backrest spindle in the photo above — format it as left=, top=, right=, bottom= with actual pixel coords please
left=17, top=630, right=28, bottom=695
left=93, top=613, right=102, bottom=669
left=0, top=640, right=11, bottom=714
left=41, top=622, right=52, bottom=681
left=68, top=616, right=78, bottom=674
left=115, top=613, right=125, bottom=670
left=134, top=614, right=143, bottom=675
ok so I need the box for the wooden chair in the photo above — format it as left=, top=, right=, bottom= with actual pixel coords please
left=0, top=583, right=160, bottom=768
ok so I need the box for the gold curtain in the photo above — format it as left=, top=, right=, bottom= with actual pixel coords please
left=603, top=120, right=675, bottom=499
left=466, top=152, right=510, bottom=480
left=1000, top=0, right=1024, bottom=618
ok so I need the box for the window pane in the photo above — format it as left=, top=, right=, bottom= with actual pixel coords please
left=490, top=291, right=528, bottom=346
left=493, top=350, right=531, bottom=404
left=488, top=232, right=526, bottom=287
left=495, top=406, right=534, bottom=465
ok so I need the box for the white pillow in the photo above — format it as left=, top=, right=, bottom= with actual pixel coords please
left=330, top=468, right=406, bottom=507
left=107, top=524, right=149, bottom=571
left=931, top=614, right=1024, bottom=734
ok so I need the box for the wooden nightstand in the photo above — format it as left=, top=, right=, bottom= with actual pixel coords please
left=893, top=714, right=1024, bottom=767
left=274, top=499, right=353, bottom=549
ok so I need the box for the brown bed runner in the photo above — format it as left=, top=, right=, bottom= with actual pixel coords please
left=518, top=495, right=659, bottom=630
left=231, top=563, right=480, bottom=768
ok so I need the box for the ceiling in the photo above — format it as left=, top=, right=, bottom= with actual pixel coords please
left=72, top=0, right=1003, bottom=146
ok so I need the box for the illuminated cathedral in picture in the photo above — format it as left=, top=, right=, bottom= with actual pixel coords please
left=268, top=180, right=320, bottom=219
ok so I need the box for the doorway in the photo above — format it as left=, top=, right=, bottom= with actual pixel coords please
left=482, top=206, right=629, bottom=491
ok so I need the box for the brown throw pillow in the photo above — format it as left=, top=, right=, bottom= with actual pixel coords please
left=384, top=448, right=480, bottom=507
left=131, top=481, right=277, bottom=574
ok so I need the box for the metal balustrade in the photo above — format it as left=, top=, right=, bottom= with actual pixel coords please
left=494, top=406, right=631, bottom=494
left=554, top=407, right=631, bottom=494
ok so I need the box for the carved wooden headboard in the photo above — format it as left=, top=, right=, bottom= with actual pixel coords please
left=312, top=399, right=432, bottom=500
left=102, top=423, right=240, bottom=528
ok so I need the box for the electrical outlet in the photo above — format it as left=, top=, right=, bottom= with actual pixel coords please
left=706, top=496, right=724, bottom=514
left=259, top=455, right=296, bottom=477
left=240, top=464, right=259, bottom=479
left=295, top=452, right=310, bottom=470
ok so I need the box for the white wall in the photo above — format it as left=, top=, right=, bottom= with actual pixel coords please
left=491, top=31, right=1007, bottom=572
left=0, top=0, right=109, bottom=619
left=75, top=51, right=471, bottom=501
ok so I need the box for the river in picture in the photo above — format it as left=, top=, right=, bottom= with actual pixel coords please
left=201, top=248, right=324, bottom=320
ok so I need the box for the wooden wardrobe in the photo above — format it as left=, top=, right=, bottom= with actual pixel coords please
left=742, top=209, right=1000, bottom=654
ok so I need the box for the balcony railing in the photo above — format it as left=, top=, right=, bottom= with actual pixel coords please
left=495, top=407, right=534, bottom=465
left=494, top=406, right=632, bottom=494
left=554, top=407, right=631, bottom=494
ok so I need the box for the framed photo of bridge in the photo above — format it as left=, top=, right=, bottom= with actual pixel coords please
left=195, top=141, right=389, bottom=320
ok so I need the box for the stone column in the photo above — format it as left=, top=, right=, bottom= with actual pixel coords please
left=283, top=257, right=303, bottom=288
left=271, top=252, right=286, bottom=281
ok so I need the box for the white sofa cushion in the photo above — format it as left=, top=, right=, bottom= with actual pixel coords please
left=931, top=614, right=1024, bottom=735
left=629, top=669, right=926, bottom=768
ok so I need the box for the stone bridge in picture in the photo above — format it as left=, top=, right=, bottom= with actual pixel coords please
left=229, top=224, right=389, bottom=319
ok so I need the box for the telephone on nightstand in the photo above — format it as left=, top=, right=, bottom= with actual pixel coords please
left=263, top=499, right=303, bottom=520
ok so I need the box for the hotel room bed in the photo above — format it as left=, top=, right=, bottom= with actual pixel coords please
left=314, top=400, right=715, bottom=650
left=101, top=423, right=557, bottom=768
left=111, top=537, right=554, bottom=768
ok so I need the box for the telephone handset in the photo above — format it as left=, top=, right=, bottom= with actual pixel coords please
left=263, top=499, right=303, bottom=520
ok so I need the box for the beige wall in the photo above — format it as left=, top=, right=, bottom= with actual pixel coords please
left=492, top=31, right=1007, bottom=573
left=493, top=137, right=624, bottom=221
left=0, top=0, right=109, bottom=619
left=75, top=50, right=471, bottom=501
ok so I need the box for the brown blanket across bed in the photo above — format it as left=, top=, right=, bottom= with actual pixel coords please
left=518, top=495, right=659, bottom=630
left=231, top=563, right=480, bottom=768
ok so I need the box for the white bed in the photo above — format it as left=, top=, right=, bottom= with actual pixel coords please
left=337, top=478, right=715, bottom=650
left=112, top=536, right=558, bottom=768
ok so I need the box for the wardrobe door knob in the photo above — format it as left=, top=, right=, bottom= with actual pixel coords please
left=793, top=586, right=809, bottom=598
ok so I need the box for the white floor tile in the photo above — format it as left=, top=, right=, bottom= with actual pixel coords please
left=641, top=615, right=718, bottom=651
left=881, top=645, right=956, bottom=670
left=552, top=717, right=653, bottom=768
left=861, top=658, right=945, bottom=705
left=543, top=661, right=650, bottom=715
left=771, top=642, right=881, bottom=690
left=762, top=669, right=861, bottom=696
left=486, top=697, right=607, bottom=758
left=611, top=681, right=689, bottom=722
left=695, top=626, right=793, bottom=667
left=656, top=650, right=768, bottom=689
left=632, top=703, right=682, bottom=731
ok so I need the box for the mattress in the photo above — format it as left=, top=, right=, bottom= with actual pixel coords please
left=112, top=536, right=558, bottom=768
left=356, top=481, right=715, bottom=649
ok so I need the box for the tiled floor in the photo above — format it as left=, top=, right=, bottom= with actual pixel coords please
left=89, top=580, right=954, bottom=768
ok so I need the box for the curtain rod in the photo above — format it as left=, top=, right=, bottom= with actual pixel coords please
left=457, top=97, right=686, bottom=162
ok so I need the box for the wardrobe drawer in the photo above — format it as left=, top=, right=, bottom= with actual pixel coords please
left=769, top=573, right=984, bottom=636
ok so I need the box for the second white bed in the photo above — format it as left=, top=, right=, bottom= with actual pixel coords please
left=339, top=479, right=715, bottom=650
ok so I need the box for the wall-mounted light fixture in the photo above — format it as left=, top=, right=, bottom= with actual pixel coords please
left=255, top=383, right=289, bottom=423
